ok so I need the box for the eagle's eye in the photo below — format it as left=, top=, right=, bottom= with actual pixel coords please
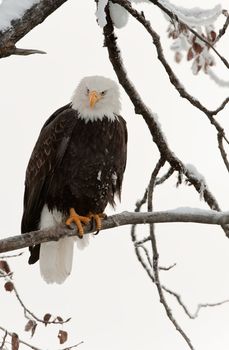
left=101, top=90, right=106, bottom=96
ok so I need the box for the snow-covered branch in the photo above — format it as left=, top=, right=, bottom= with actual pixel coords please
left=0, top=0, right=69, bottom=58
left=1, top=209, right=229, bottom=254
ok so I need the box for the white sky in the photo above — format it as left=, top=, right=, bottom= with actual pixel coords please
left=0, top=0, right=229, bottom=349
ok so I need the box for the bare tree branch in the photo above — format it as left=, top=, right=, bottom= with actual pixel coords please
left=1, top=209, right=229, bottom=254
left=102, top=6, right=229, bottom=237
left=0, top=326, right=42, bottom=350
left=215, top=9, right=229, bottom=43
left=0, top=0, right=69, bottom=58
left=147, top=160, right=194, bottom=349
left=0, top=253, right=23, bottom=259
left=0, top=325, right=83, bottom=350
left=0, top=330, right=7, bottom=350
left=112, top=0, right=229, bottom=126
left=217, top=133, right=229, bottom=173
left=10, top=279, right=71, bottom=325
left=155, top=167, right=174, bottom=186
left=162, top=285, right=229, bottom=319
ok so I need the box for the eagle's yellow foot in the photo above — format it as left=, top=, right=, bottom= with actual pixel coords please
left=87, top=213, right=106, bottom=233
left=66, top=208, right=91, bottom=238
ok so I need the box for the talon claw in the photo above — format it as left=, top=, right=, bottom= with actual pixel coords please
left=87, top=212, right=105, bottom=233
left=65, top=208, right=91, bottom=238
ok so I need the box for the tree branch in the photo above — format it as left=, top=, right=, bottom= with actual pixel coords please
left=1, top=209, right=229, bottom=253
left=147, top=161, right=194, bottom=349
left=102, top=8, right=229, bottom=237
left=0, top=0, right=69, bottom=58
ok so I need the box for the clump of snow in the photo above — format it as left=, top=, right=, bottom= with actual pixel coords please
left=159, top=0, right=222, bottom=27
left=97, top=170, right=102, bottom=181
left=207, top=69, right=229, bottom=88
left=171, top=207, right=218, bottom=215
left=109, top=2, right=129, bottom=29
left=185, top=163, right=207, bottom=199
left=96, top=0, right=222, bottom=30
left=112, top=172, right=117, bottom=186
left=0, top=0, right=40, bottom=31
left=96, top=0, right=109, bottom=28
left=96, top=0, right=128, bottom=28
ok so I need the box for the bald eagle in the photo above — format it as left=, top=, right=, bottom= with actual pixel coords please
left=21, top=76, right=127, bottom=284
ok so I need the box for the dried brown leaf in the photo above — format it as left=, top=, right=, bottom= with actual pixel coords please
left=11, top=333, right=19, bottom=350
left=175, top=51, right=182, bottom=63
left=193, top=42, right=203, bottom=54
left=25, top=320, right=33, bottom=332
left=0, top=260, right=11, bottom=274
left=187, top=47, right=194, bottom=61
left=56, top=316, right=63, bottom=323
left=210, top=31, right=217, bottom=42
left=4, top=281, right=14, bottom=292
left=43, top=313, right=52, bottom=326
left=58, top=330, right=68, bottom=344
left=24, top=319, right=37, bottom=337
left=31, top=322, right=37, bottom=337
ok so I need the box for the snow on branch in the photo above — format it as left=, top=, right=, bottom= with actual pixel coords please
left=0, top=0, right=40, bottom=31
left=159, top=0, right=222, bottom=27
left=96, top=0, right=109, bottom=27
left=1, top=209, right=229, bottom=254
left=96, top=0, right=128, bottom=29
left=0, top=0, right=69, bottom=58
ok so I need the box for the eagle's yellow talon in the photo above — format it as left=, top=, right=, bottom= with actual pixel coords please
left=87, top=213, right=106, bottom=232
left=66, top=208, right=91, bottom=237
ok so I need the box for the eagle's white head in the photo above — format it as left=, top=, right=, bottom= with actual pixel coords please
left=71, top=75, right=121, bottom=122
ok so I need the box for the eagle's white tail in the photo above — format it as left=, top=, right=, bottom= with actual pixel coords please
left=38, top=205, right=90, bottom=284
left=39, top=237, right=74, bottom=284
left=39, top=205, right=74, bottom=284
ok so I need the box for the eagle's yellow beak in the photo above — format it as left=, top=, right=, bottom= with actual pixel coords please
left=89, top=91, right=101, bottom=109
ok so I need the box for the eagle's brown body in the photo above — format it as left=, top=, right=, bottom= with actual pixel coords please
left=21, top=103, right=127, bottom=264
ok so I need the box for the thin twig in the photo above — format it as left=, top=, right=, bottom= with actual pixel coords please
left=159, top=263, right=176, bottom=271
left=0, top=252, right=23, bottom=259
left=162, top=285, right=229, bottom=319
left=135, top=188, right=148, bottom=212
left=215, top=9, right=229, bottom=43
left=0, top=330, right=7, bottom=350
left=138, top=245, right=152, bottom=267
left=2, top=272, right=70, bottom=325
left=13, top=48, right=46, bottom=56
left=147, top=159, right=194, bottom=349
left=155, top=167, right=174, bottom=185
left=0, top=326, right=42, bottom=350
left=0, top=326, right=83, bottom=350
left=12, top=281, right=71, bottom=325
left=131, top=224, right=155, bottom=282
left=134, top=236, right=151, bottom=246
left=217, top=133, right=229, bottom=173
left=59, top=341, right=84, bottom=350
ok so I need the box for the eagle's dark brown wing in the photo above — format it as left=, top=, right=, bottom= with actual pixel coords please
left=111, top=115, right=128, bottom=202
left=21, top=105, right=78, bottom=262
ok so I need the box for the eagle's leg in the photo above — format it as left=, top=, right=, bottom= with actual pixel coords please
left=66, top=208, right=91, bottom=238
left=87, top=213, right=107, bottom=233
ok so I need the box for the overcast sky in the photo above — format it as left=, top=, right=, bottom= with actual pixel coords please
left=0, top=0, right=229, bottom=349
